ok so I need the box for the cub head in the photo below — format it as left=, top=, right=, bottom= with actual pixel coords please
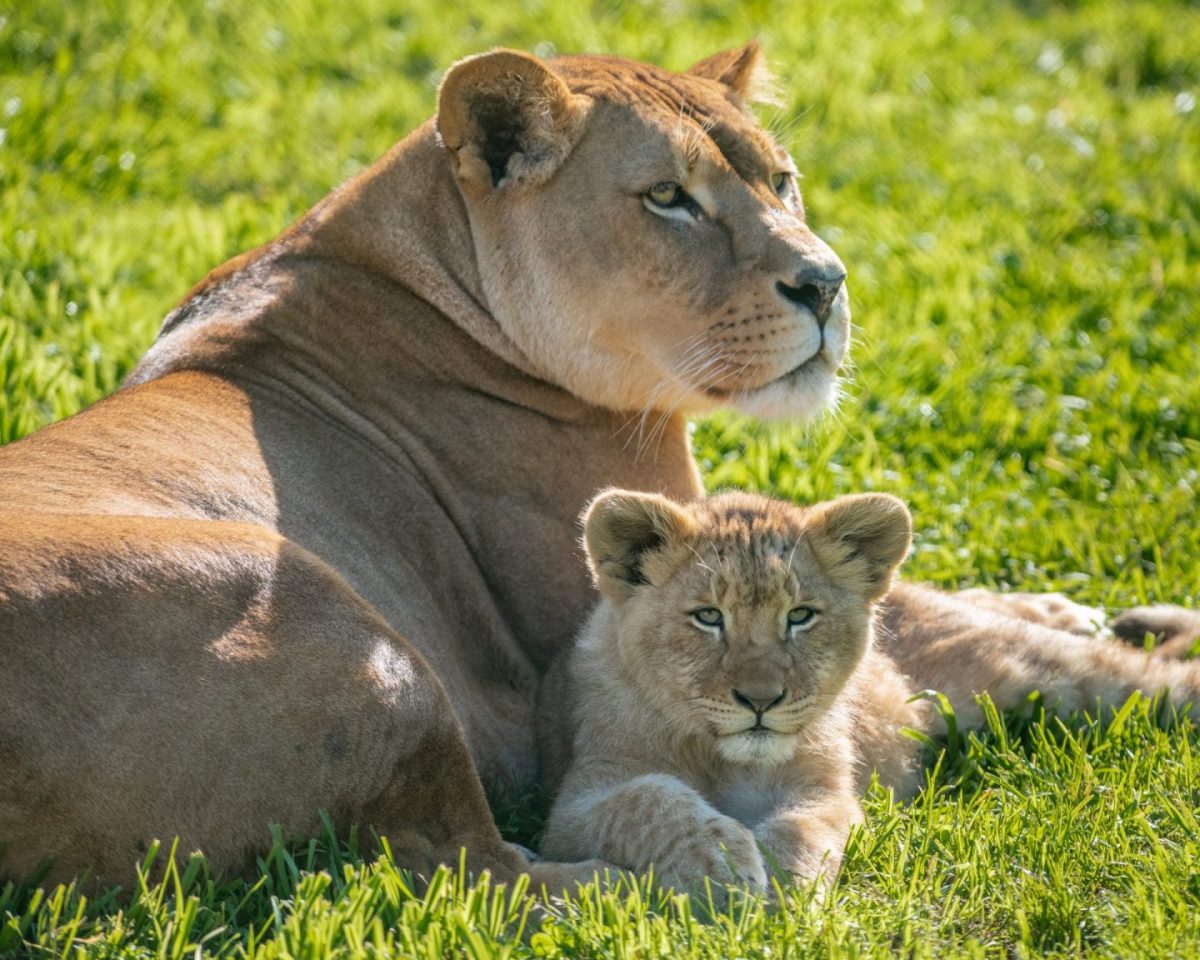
left=436, top=44, right=848, bottom=421
left=582, top=489, right=912, bottom=766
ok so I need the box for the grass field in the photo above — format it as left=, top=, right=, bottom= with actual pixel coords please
left=3, top=0, right=1200, bottom=955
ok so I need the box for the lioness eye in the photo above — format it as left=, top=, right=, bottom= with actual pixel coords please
left=646, top=181, right=683, bottom=207
left=692, top=607, right=724, bottom=628
left=771, top=172, right=790, bottom=196
left=787, top=606, right=817, bottom=629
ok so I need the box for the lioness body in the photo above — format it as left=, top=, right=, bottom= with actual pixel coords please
left=3, top=45, right=1198, bottom=888
left=0, top=155, right=696, bottom=883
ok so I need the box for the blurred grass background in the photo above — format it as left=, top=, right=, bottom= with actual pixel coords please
left=2, top=0, right=1200, bottom=955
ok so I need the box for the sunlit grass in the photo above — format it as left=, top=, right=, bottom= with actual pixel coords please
left=3, top=0, right=1199, bottom=955
left=3, top=699, right=1197, bottom=958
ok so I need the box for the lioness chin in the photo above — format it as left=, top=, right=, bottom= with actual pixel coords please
left=2, top=41, right=1199, bottom=891
left=540, top=489, right=914, bottom=891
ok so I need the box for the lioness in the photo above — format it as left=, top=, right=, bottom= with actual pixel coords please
left=541, top=489, right=914, bottom=890
left=2, top=43, right=1197, bottom=889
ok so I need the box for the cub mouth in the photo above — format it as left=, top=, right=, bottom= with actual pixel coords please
left=735, top=722, right=782, bottom=736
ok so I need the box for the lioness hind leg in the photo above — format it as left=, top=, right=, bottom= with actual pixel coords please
left=954, top=588, right=1106, bottom=636
left=880, top=583, right=1200, bottom=734
left=0, top=514, right=543, bottom=891
left=1111, top=606, right=1200, bottom=659
left=359, top=699, right=609, bottom=894
left=955, top=589, right=1199, bottom=658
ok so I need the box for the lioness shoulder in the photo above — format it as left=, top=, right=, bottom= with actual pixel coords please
left=538, top=488, right=915, bottom=890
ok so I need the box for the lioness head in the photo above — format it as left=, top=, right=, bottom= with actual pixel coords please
left=436, top=44, right=848, bottom=420
left=582, top=489, right=911, bottom=765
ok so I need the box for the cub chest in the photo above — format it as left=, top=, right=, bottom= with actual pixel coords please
left=707, top=769, right=795, bottom=827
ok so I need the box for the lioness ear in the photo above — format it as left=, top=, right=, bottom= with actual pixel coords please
left=686, top=40, right=778, bottom=105
left=807, top=494, right=912, bottom=600
left=583, top=489, right=695, bottom=600
left=436, top=49, right=589, bottom=192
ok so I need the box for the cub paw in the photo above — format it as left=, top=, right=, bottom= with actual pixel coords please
left=1112, top=605, right=1200, bottom=659
left=659, top=816, right=767, bottom=892
left=526, top=858, right=615, bottom=895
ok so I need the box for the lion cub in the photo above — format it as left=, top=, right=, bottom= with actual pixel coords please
left=539, top=488, right=913, bottom=891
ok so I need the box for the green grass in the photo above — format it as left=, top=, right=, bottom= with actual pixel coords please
left=3, top=0, right=1199, bottom=955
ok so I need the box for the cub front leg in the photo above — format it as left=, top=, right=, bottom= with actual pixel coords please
left=754, top=794, right=861, bottom=887
left=542, top=773, right=767, bottom=891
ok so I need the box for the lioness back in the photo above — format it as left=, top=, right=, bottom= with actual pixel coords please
left=539, top=488, right=919, bottom=889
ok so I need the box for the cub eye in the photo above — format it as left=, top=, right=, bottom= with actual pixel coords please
left=646, top=180, right=684, bottom=207
left=787, top=606, right=817, bottom=629
left=692, top=607, right=724, bottom=628
left=771, top=172, right=791, bottom=196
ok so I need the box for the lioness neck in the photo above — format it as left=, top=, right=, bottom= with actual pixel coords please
left=125, top=122, right=703, bottom=679
left=300, top=122, right=551, bottom=383
left=129, top=119, right=698, bottom=461
left=134, top=123, right=541, bottom=413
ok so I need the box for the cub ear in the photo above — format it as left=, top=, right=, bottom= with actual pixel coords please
left=807, top=494, right=912, bottom=600
left=436, top=48, right=590, bottom=192
left=686, top=40, right=778, bottom=105
left=583, top=489, right=695, bottom=600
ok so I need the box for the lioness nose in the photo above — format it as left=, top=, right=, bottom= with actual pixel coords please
left=776, top=263, right=846, bottom=329
left=732, top=687, right=786, bottom=715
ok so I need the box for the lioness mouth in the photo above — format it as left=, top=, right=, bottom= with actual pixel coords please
left=776, top=353, right=828, bottom=384
left=706, top=350, right=831, bottom=399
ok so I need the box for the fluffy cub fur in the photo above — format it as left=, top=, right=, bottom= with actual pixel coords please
left=540, top=489, right=913, bottom=890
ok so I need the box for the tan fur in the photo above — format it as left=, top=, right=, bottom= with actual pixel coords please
left=2, top=44, right=1197, bottom=890
left=540, top=490, right=913, bottom=890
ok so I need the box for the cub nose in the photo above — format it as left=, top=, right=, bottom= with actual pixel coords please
left=775, top=263, right=847, bottom=329
left=731, top=687, right=787, bottom=715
